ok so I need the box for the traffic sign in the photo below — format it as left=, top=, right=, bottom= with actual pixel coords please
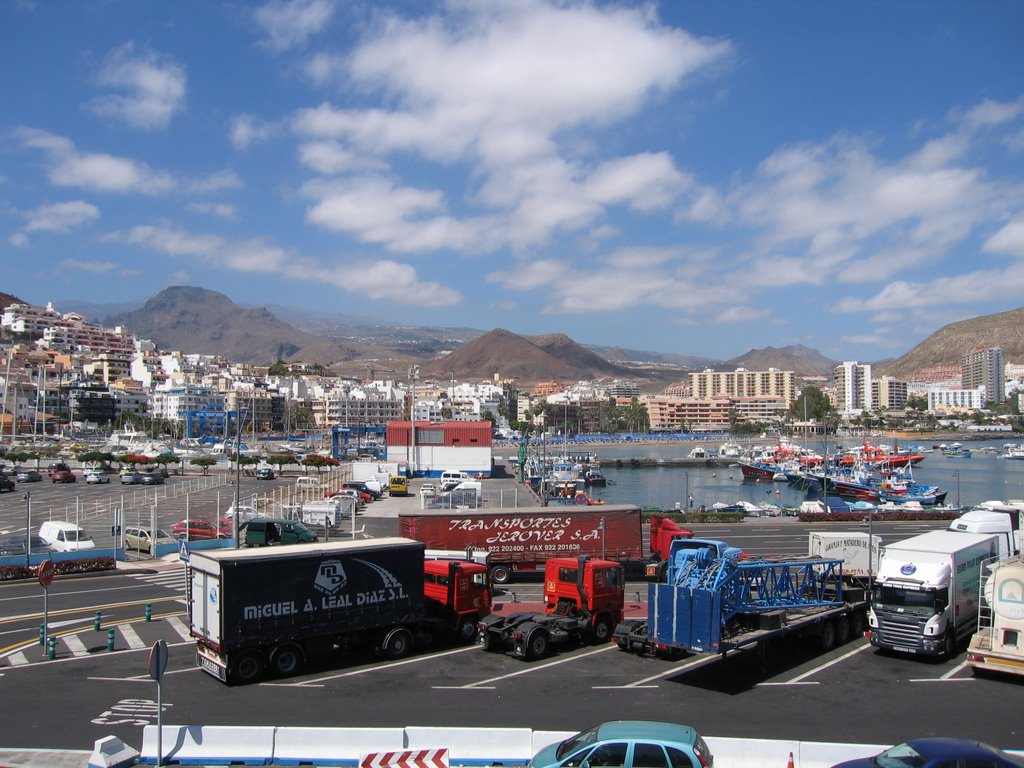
left=148, top=639, right=169, bottom=681
left=360, top=750, right=449, bottom=768
left=179, top=539, right=190, bottom=563
left=37, top=559, right=55, bottom=588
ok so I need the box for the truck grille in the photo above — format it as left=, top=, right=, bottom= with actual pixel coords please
left=875, top=612, right=926, bottom=650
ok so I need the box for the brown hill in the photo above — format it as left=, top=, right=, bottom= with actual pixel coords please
left=418, top=328, right=633, bottom=384
left=878, top=306, right=1024, bottom=379
left=111, top=286, right=357, bottom=365
left=0, top=292, right=25, bottom=313
left=725, top=344, right=837, bottom=377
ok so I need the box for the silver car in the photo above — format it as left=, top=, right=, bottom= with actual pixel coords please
left=123, top=526, right=175, bottom=555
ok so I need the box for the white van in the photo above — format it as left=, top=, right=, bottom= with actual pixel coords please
left=295, top=476, right=322, bottom=490
left=38, top=521, right=96, bottom=552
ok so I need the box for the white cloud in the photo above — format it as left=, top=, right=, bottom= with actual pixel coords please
left=58, top=259, right=118, bottom=273
left=229, top=114, right=279, bottom=150
left=187, top=202, right=238, bottom=219
left=8, top=233, right=28, bottom=248
left=317, top=259, right=461, bottom=306
left=584, top=153, right=690, bottom=212
left=89, top=43, right=186, bottom=130
left=23, top=200, right=100, bottom=232
left=297, top=141, right=387, bottom=174
left=983, top=218, right=1024, bottom=257
left=186, top=171, right=244, bottom=194
left=254, top=0, right=334, bottom=52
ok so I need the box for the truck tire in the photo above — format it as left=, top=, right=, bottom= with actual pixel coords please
left=835, top=614, right=851, bottom=645
left=490, top=565, right=511, bottom=585
left=382, top=628, right=413, bottom=659
left=456, top=615, right=479, bottom=644
left=591, top=616, right=613, bottom=644
left=525, top=628, right=550, bottom=660
left=271, top=644, right=303, bottom=677
left=231, top=651, right=265, bottom=685
left=942, top=631, right=956, bottom=660
left=819, top=620, right=836, bottom=652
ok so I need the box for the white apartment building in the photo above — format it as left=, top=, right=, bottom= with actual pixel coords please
left=928, top=386, right=986, bottom=412
left=834, top=361, right=873, bottom=415
left=689, top=368, right=795, bottom=403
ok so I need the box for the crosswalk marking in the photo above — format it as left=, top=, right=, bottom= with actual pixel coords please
left=166, top=615, right=192, bottom=641
left=119, top=624, right=146, bottom=650
left=8, top=651, right=29, bottom=666
left=130, top=570, right=188, bottom=592
left=63, top=635, right=90, bottom=657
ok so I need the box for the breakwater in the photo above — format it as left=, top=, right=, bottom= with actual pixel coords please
left=608, top=457, right=738, bottom=468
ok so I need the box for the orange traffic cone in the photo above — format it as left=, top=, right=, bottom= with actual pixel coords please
left=787, top=752, right=795, bottom=768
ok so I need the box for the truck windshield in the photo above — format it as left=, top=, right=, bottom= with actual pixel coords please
left=873, top=586, right=943, bottom=615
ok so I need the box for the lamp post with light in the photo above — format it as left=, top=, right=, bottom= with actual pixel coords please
left=952, top=471, right=960, bottom=509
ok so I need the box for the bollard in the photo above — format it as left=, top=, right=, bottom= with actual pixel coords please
left=107, top=628, right=115, bottom=652
left=94, top=611, right=102, bottom=631
left=47, top=636, right=56, bottom=660
left=145, top=603, right=152, bottom=622
left=39, top=624, right=45, bottom=646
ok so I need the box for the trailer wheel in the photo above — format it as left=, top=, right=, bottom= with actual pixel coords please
left=231, top=651, right=265, bottom=685
left=490, top=565, right=511, bottom=585
left=835, top=614, right=851, bottom=645
left=525, top=628, right=550, bottom=660
left=456, top=615, right=479, bottom=644
left=271, top=644, right=303, bottom=677
left=819, top=620, right=836, bottom=652
left=382, top=628, right=413, bottom=659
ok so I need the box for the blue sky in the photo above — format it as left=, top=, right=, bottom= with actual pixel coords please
left=3, top=1, right=1024, bottom=361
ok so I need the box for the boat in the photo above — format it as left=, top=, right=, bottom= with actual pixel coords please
left=583, top=468, right=607, bottom=487
left=1003, top=446, right=1024, bottom=460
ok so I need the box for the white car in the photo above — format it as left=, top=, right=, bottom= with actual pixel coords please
left=419, top=483, right=437, bottom=496
left=85, top=469, right=111, bottom=484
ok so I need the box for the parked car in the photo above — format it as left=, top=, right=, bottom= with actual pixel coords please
left=831, top=738, right=1024, bottom=768
left=49, top=465, right=76, bottom=483
left=530, top=721, right=714, bottom=768
left=171, top=518, right=222, bottom=540
left=140, top=471, right=165, bottom=485
left=120, top=470, right=144, bottom=485
left=326, top=488, right=367, bottom=509
left=342, top=480, right=381, bottom=500
left=85, top=469, right=111, bottom=484
left=0, top=474, right=14, bottom=493
left=15, top=468, right=42, bottom=483
left=0, top=535, right=54, bottom=555
left=123, top=526, right=175, bottom=555
left=419, top=483, right=437, bottom=497
left=255, top=466, right=275, bottom=480
left=217, top=518, right=234, bottom=537
left=38, top=521, right=95, bottom=552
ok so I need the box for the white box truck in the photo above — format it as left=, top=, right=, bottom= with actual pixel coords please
left=948, top=502, right=1023, bottom=560
left=967, top=556, right=1024, bottom=679
left=868, top=530, right=998, bottom=658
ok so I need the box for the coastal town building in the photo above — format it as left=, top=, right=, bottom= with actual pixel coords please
left=834, top=361, right=873, bottom=415
left=872, top=376, right=908, bottom=410
left=689, top=368, right=795, bottom=403
left=962, top=346, right=1004, bottom=404
left=928, top=386, right=986, bottom=412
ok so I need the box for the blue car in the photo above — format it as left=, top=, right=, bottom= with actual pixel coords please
left=530, top=721, right=712, bottom=768
left=831, top=738, right=1024, bottom=768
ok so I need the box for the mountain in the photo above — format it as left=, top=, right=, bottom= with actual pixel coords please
left=418, top=328, right=634, bottom=383
left=725, top=344, right=838, bottom=377
left=109, top=286, right=356, bottom=365
left=878, top=306, right=1024, bottom=379
left=0, top=292, right=25, bottom=314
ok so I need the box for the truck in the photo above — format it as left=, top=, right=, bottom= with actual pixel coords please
left=868, top=530, right=999, bottom=658
left=948, top=502, right=1022, bottom=560
left=477, top=555, right=623, bottom=660
left=287, top=496, right=360, bottom=529
left=614, top=535, right=869, bottom=660
left=397, top=506, right=694, bottom=584
left=807, top=531, right=881, bottom=583
left=966, top=556, right=1024, bottom=679
left=189, top=538, right=491, bottom=684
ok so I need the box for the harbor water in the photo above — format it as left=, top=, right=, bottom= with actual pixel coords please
left=564, top=439, right=1024, bottom=511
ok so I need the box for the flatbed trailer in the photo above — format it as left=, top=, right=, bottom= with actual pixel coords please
left=614, top=553, right=869, bottom=659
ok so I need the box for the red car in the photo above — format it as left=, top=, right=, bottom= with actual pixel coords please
left=171, top=519, right=222, bottom=540
left=217, top=518, right=234, bottom=537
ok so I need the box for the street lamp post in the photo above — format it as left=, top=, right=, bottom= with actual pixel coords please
left=952, top=471, right=960, bottom=509
left=23, top=491, right=30, bottom=568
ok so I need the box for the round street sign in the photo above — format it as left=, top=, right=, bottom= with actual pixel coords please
left=148, top=639, right=169, bottom=681
left=37, top=559, right=55, bottom=588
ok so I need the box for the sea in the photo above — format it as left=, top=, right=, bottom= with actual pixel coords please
left=533, top=437, right=1024, bottom=511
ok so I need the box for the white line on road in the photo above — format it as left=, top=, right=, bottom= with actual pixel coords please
left=166, top=615, right=192, bottom=641
left=8, top=651, right=28, bottom=665
left=609, top=651, right=722, bottom=688
left=459, top=644, right=618, bottom=689
left=266, top=644, right=478, bottom=687
left=758, top=640, right=873, bottom=686
left=119, top=624, right=146, bottom=650
left=63, top=634, right=89, bottom=657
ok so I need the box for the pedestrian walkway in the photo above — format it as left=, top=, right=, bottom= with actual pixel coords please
left=126, top=568, right=189, bottom=592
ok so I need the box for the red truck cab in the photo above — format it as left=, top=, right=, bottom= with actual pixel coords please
left=543, top=556, right=624, bottom=634
left=423, top=559, right=492, bottom=642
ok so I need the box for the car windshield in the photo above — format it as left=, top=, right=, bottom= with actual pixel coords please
left=155, top=529, right=171, bottom=538
left=556, top=726, right=602, bottom=760
left=872, top=743, right=927, bottom=768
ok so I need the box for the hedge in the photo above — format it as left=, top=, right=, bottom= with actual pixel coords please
left=0, top=556, right=116, bottom=582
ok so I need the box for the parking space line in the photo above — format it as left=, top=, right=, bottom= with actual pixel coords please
left=265, top=645, right=478, bottom=687
left=909, top=660, right=972, bottom=683
left=758, top=640, right=872, bottom=686
left=602, top=651, right=723, bottom=689
left=451, top=645, right=618, bottom=690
